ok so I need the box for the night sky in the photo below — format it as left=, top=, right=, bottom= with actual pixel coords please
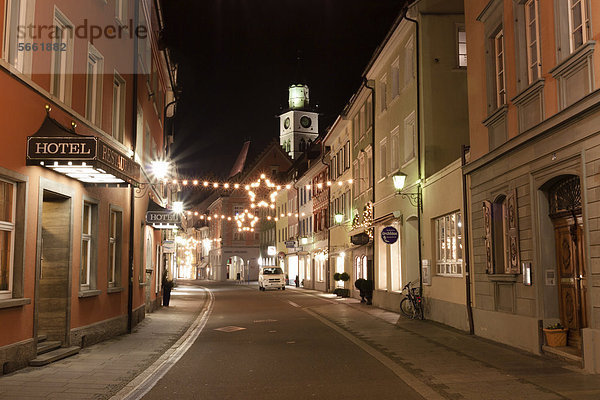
left=163, top=1, right=405, bottom=178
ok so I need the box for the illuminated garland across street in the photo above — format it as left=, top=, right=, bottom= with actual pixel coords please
left=176, top=173, right=355, bottom=218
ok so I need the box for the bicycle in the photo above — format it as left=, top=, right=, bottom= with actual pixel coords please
left=400, top=281, right=423, bottom=319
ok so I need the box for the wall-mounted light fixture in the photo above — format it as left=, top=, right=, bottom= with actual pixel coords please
left=393, top=172, right=422, bottom=212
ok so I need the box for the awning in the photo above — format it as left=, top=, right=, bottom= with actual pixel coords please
left=26, top=115, right=140, bottom=186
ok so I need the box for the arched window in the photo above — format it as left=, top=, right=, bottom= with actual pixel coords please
left=361, top=255, right=368, bottom=279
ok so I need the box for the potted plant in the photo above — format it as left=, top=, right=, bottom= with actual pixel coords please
left=333, top=272, right=350, bottom=297
left=354, top=278, right=373, bottom=305
left=543, top=323, right=568, bottom=347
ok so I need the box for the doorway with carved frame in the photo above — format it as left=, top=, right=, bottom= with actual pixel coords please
left=548, top=175, right=587, bottom=350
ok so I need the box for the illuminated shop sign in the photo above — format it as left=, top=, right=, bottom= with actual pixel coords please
left=26, top=115, right=140, bottom=185
left=27, top=135, right=140, bottom=186
left=145, top=211, right=181, bottom=229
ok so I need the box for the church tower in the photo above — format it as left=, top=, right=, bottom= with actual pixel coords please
left=279, top=82, right=319, bottom=160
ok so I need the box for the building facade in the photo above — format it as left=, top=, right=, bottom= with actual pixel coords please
left=0, top=0, right=177, bottom=373
left=464, top=0, right=600, bottom=370
left=365, top=0, right=469, bottom=327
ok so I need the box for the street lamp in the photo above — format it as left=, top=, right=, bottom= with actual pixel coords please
left=334, top=213, right=344, bottom=224
left=173, top=201, right=184, bottom=214
left=393, top=172, right=422, bottom=212
left=151, top=160, right=170, bottom=180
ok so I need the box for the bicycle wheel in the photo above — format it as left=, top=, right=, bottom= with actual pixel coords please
left=400, top=297, right=415, bottom=318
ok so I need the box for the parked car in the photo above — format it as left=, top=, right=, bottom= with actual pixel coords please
left=258, top=266, right=286, bottom=291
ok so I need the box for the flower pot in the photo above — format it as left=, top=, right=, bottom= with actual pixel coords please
left=543, top=328, right=568, bottom=347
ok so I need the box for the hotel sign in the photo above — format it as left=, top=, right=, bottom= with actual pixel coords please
left=145, top=211, right=181, bottom=225
left=27, top=136, right=140, bottom=185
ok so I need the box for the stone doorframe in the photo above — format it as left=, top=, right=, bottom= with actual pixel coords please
left=530, top=155, right=591, bottom=340
left=34, top=177, right=75, bottom=346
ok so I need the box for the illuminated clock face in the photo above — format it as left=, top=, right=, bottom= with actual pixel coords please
left=284, top=117, right=291, bottom=129
left=300, top=116, right=312, bottom=128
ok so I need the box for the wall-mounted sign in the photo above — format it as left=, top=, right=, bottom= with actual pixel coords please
left=285, top=240, right=297, bottom=248
left=162, top=240, right=175, bottom=253
left=381, top=226, right=399, bottom=244
left=26, top=116, right=141, bottom=185
left=351, top=233, right=370, bottom=246
left=267, top=246, right=277, bottom=256
left=146, top=211, right=181, bottom=224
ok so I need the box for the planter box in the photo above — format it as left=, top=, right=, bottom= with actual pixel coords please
left=543, top=328, right=568, bottom=347
left=333, top=288, right=350, bottom=298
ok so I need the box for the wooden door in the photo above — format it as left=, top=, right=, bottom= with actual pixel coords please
left=38, top=193, right=71, bottom=344
left=553, top=216, right=587, bottom=348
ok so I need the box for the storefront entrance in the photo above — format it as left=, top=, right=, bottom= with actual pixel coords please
left=37, top=190, right=72, bottom=345
left=549, top=175, right=587, bottom=350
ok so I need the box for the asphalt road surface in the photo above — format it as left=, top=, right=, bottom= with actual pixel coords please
left=142, top=281, right=423, bottom=400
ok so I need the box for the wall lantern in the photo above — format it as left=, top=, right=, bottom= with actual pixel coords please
left=393, top=172, right=422, bottom=212
left=334, top=213, right=344, bottom=224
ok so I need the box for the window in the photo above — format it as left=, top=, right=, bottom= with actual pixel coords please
left=4, top=0, right=27, bottom=71
left=366, top=97, right=373, bottom=130
left=390, top=127, right=400, bottom=172
left=112, top=73, right=126, bottom=143
left=380, top=76, right=388, bottom=113
left=379, top=139, right=387, bottom=180
left=0, top=180, right=15, bottom=298
left=115, top=0, right=128, bottom=24
left=483, top=190, right=520, bottom=275
left=353, top=161, right=359, bottom=196
left=404, top=37, right=414, bottom=88
left=80, top=202, right=97, bottom=290
left=51, top=10, right=73, bottom=104
left=378, top=227, right=388, bottom=289
left=390, top=221, right=402, bottom=291
left=524, top=1, right=541, bottom=83
left=360, top=106, right=366, bottom=136
left=358, top=106, right=364, bottom=137
left=108, top=208, right=122, bottom=287
left=391, top=58, right=400, bottom=99
left=85, top=45, right=104, bottom=125
left=366, top=148, right=373, bottom=188
left=457, top=25, right=467, bottom=67
left=569, top=0, right=589, bottom=52
left=345, top=141, right=350, bottom=170
left=353, top=116, right=359, bottom=143
left=403, top=112, right=416, bottom=164
left=435, top=212, right=463, bottom=276
left=359, top=156, right=366, bottom=193
left=494, top=30, right=506, bottom=107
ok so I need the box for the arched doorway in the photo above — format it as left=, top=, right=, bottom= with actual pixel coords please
left=227, top=256, right=245, bottom=281
left=547, top=175, right=587, bottom=349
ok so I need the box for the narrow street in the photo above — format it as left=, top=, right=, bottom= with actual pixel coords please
left=142, top=281, right=422, bottom=400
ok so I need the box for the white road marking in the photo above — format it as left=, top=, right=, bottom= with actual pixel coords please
left=111, top=287, right=215, bottom=400
left=287, top=300, right=300, bottom=308
left=214, top=326, right=246, bottom=332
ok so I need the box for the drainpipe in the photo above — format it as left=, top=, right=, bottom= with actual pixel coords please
left=403, top=8, right=424, bottom=298
left=127, top=0, right=140, bottom=334
left=363, top=78, right=376, bottom=282
left=320, top=153, right=331, bottom=292
left=462, top=145, right=475, bottom=334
